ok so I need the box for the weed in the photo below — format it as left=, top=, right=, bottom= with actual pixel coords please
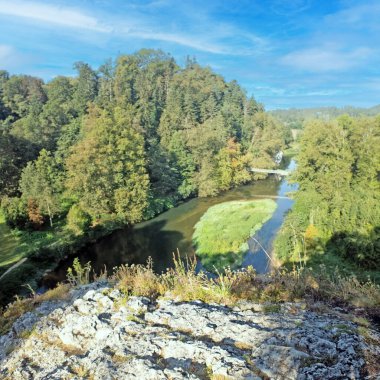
left=71, top=364, right=89, bottom=377
left=66, top=258, right=91, bottom=286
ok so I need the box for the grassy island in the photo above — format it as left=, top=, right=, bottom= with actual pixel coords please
left=193, top=199, right=277, bottom=272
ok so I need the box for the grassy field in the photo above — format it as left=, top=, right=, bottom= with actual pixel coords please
left=0, top=209, right=69, bottom=271
left=0, top=210, right=22, bottom=270
left=193, top=199, right=277, bottom=272
left=283, top=142, right=299, bottom=158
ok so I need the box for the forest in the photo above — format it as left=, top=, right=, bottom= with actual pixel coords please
left=271, top=104, right=380, bottom=130
left=275, top=115, right=380, bottom=276
left=0, top=49, right=289, bottom=283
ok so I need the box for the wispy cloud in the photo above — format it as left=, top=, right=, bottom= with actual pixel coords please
left=0, top=45, right=21, bottom=68
left=324, top=1, right=380, bottom=30
left=0, top=0, right=267, bottom=56
left=280, top=46, right=373, bottom=72
left=0, top=0, right=111, bottom=32
left=126, top=30, right=228, bottom=54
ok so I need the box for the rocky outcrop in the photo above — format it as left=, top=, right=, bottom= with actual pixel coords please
left=0, top=282, right=379, bottom=379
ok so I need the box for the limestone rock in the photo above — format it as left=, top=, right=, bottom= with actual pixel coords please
left=0, top=282, right=378, bottom=379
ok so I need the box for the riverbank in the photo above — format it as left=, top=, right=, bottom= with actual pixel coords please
left=193, top=199, right=277, bottom=272
left=0, top=216, right=123, bottom=306
left=0, top=181, right=270, bottom=305
left=0, top=158, right=296, bottom=306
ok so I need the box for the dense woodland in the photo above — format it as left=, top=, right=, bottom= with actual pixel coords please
left=275, top=115, right=380, bottom=271
left=0, top=49, right=288, bottom=235
left=271, top=105, right=380, bottom=130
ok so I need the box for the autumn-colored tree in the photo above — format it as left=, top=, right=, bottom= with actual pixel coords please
left=27, top=198, right=44, bottom=228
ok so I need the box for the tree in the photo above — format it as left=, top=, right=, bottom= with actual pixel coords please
left=72, top=62, right=98, bottom=114
left=67, top=204, right=92, bottom=235
left=19, top=149, right=62, bottom=226
left=65, top=105, right=149, bottom=223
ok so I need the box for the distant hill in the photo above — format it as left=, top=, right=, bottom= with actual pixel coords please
left=270, top=104, right=380, bottom=129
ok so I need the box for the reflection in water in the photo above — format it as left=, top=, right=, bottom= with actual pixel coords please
left=42, top=160, right=296, bottom=287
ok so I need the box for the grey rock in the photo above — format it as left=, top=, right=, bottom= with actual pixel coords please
left=0, top=283, right=378, bottom=380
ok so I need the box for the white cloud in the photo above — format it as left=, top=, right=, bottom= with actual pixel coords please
left=0, top=45, right=20, bottom=67
left=325, top=2, right=380, bottom=28
left=280, top=46, right=372, bottom=72
left=127, top=30, right=228, bottom=54
left=0, top=0, right=269, bottom=56
left=0, top=0, right=111, bottom=32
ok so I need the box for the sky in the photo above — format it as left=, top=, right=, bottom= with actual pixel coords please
left=0, top=0, right=379, bottom=110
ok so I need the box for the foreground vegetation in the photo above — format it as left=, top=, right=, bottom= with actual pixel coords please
left=1, top=255, right=379, bottom=336
left=275, top=115, right=380, bottom=279
left=193, top=199, right=277, bottom=271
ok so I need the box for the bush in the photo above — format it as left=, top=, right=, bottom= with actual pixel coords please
left=66, top=205, right=91, bottom=235
left=1, top=196, right=28, bottom=228
left=328, top=229, right=380, bottom=269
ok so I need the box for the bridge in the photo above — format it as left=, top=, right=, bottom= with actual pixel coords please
left=250, top=168, right=290, bottom=176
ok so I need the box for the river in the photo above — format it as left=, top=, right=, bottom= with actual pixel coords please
left=41, top=159, right=296, bottom=287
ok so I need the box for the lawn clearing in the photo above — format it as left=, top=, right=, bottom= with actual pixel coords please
left=0, top=210, right=22, bottom=269
left=193, top=199, right=277, bottom=272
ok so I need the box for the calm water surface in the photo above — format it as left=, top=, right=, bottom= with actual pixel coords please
left=42, top=159, right=296, bottom=286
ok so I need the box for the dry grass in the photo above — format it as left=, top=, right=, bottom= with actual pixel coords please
left=0, top=297, right=35, bottom=335
left=113, top=254, right=380, bottom=310
left=0, top=282, right=71, bottom=335
left=37, top=283, right=71, bottom=303
left=234, top=341, right=253, bottom=350
left=1, top=255, right=379, bottom=337
left=113, top=257, right=161, bottom=298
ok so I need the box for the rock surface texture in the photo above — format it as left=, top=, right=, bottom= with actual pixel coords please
left=0, top=282, right=379, bottom=379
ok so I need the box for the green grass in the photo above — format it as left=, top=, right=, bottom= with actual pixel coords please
left=0, top=210, right=123, bottom=306
left=0, top=211, right=69, bottom=269
left=303, top=251, right=380, bottom=284
left=193, top=199, right=277, bottom=272
left=0, top=210, right=22, bottom=269
left=283, top=143, right=299, bottom=158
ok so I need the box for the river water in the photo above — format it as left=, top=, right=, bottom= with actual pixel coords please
left=42, top=159, right=296, bottom=286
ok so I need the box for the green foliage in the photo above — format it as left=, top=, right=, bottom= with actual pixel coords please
left=275, top=115, right=380, bottom=270
left=19, top=149, right=62, bottom=226
left=1, top=197, right=28, bottom=228
left=193, top=199, right=277, bottom=272
left=0, top=50, right=290, bottom=303
left=66, top=205, right=92, bottom=235
left=66, top=258, right=92, bottom=286
left=65, top=105, right=149, bottom=222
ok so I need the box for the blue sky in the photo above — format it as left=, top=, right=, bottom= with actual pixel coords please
left=0, top=0, right=379, bottom=109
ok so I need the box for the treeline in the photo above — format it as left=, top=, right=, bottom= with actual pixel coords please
left=275, top=115, right=380, bottom=270
left=271, top=105, right=380, bottom=130
left=0, top=49, right=288, bottom=234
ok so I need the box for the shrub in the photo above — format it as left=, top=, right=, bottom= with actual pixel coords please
left=1, top=196, right=28, bottom=228
left=66, top=204, right=91, bottom=235
left=328, top=229, right=380, bottom=270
